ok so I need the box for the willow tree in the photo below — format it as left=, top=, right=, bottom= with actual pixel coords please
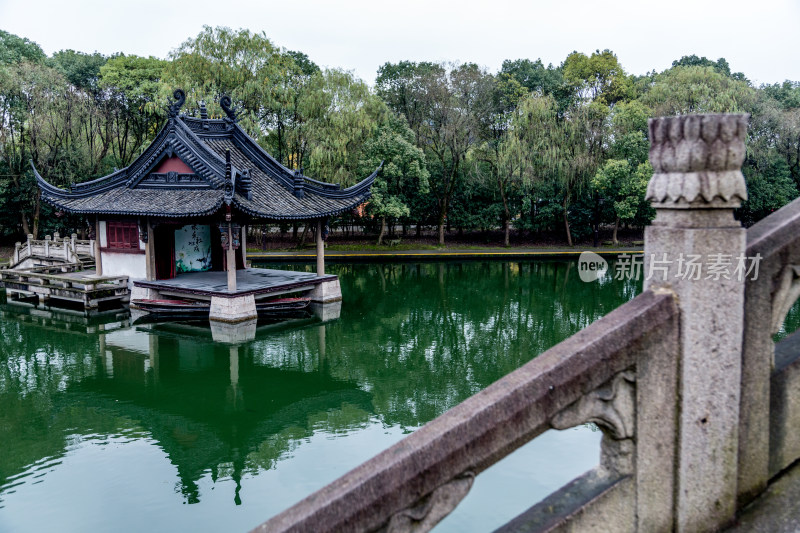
left=0, top=57, right=94, bottom=238
left=508, top=94, right=603, bottom=246
left=472, top=73, right=528, bottom=246
left=98, top=54, right=167, bottom=167
left=304, top=69, right=387, bottom=186
left=641, top=65, right=757, bottom=116
left=260, top=51, right=320, bottom=168
left=163, top=25, right=289, bottom=140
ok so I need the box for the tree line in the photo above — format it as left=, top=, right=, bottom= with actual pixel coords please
left=1, top=26, right=799, bottom=246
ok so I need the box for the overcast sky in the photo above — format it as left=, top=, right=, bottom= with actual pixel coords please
left=1, top=0, right=798, bottom=86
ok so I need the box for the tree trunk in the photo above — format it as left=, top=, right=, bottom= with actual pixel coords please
left=292, top=223, right=298, bottom=241
left=613, top=217, right=620, bottom=246
left=298, top=224, right=309, bottom=247
left=563, top=197, right=573, bottom=247
left=438, top=208, right=447, bottom=246
left=503, top=218, right=510, bottom=247
left=20, top=210, right=30, bottom=237
left=377, top=216, right=386, bottom=245
left=32, top=193, right=41, bottom=240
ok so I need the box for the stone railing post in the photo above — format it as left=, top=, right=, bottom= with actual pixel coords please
left=643, top=114, right=749, bottom=532
left=14, top=242, right=21, bottom=265
left=44, top=235, right=51, bottom=257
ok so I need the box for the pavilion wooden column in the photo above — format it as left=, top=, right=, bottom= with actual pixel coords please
left=227, top=224, right=237, bottom=291
left=316, top=219, right=324, bottom=276
left=94, top=215, right=103, bottom=275
left=144, top=218, right=155, bottom=281
left=241, top=225, right=247, bottom=267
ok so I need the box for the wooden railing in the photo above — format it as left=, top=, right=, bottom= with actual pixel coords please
left=251, top=114, right=800, bottom=532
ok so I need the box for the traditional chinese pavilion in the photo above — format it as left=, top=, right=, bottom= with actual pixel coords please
left=34, top=89, right=377, bottom=322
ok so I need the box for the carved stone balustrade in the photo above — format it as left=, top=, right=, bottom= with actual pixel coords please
left=250, top=113, right=800, bottom=533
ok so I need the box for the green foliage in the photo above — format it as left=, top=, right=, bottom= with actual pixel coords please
left=165, top=25, right=284, bottom=110
left=499, top=58, right=574, bottom=115
left=592, top=159, right=653, bottom=225
left=762, top=81, right=800, bottom=110
left=304, top=69, right=387, bottom=186
left=48, top=50, right=107, bottom=94
left=609, top=100, right=651, bottom=165
left=563, top=49, right=633, bottom=106
left=671, top=55, right=747, bottom=81
left=99, top=54, right=167, bottom=167
left=0, top=30, right=45, bottom=66
left=375, top=60, right=444, bottom=138
left=357, top=114, right=428, bottom=221
left=0, top=27, right=798, bottom=246
left=738, top=155, right=798, bottom=226
left=642, top=65, right=757, bottom=116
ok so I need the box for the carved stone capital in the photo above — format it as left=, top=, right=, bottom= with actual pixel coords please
left=771, top=264, right=800, bottom=335
left=646, top=114, right=749, bottom=209
left=383, top=472, right=474, bottom=533
left=551, top=370, right=636, bottom=440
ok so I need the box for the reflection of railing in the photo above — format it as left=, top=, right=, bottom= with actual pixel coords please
left=255, top=114, right=800, bottom=532
left=11, top=232, right=95, bottom=269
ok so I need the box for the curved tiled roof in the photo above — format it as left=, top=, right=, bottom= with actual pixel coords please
left=36, top=108, right=378, bottom=221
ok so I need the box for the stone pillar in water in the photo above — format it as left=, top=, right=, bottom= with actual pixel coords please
left=643, top=113, right=749, bottom=532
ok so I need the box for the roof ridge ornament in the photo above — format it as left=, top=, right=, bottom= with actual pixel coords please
left=293, top=168, right=305, bottom=199
left=198, top=100, right=208, bottom=120
left=168, top=89, right=186, bottom=118
left=219, top=95, right=239, bottom=122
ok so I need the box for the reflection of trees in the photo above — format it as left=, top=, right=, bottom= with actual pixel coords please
left=1, top=260, right=639, bottom=505
left=0, top=315, right=372, bottom=505
left=0, top=315, right=132, bottom=496
left=252, top=261, right=639, bottom=429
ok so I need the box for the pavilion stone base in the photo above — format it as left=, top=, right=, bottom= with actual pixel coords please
left=309, top=278, right=342, bottom=304
left=311, top=301, right=342, bottom=322
left=130, top=285, right=161, bottom=305
left=209, top=294, right=257, bottom=323
left=210, top=318, right=257, bottom=343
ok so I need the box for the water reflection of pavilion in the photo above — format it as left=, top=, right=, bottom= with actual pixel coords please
left=87, top=323, right=372, bottom=504
left=0, top=308, right=372, bottom=506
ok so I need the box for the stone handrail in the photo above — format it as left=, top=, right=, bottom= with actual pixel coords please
left=255, top=290, right=679, bottom=533
left=737, top=195, right=800, bottom=504
left=253, top=113, right=800, bottom=532
left=12, top=233, right=95, bottom=269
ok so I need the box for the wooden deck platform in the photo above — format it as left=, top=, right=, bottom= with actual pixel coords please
left=0, top=266, right=129, bottom=310
left=133, top=268, right=338, bottom=300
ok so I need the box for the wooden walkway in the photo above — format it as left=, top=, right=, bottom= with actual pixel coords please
left=0, top=265, right=129, bottom=309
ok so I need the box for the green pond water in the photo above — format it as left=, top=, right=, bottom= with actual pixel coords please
left=0, top=260, right=644, bottom=532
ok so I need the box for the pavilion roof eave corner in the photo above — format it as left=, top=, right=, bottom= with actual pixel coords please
left=31, top=160, right=68, bottom=198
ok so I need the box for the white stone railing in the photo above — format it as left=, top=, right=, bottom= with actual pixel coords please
left=252, top=114, right=800, bottom=533
left=11, top=232, right=95, bottom=269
